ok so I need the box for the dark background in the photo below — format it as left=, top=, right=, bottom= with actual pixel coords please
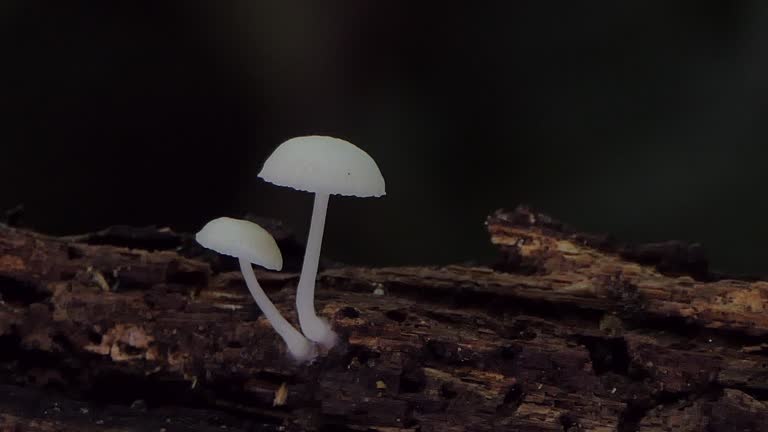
left=1, top=2, right=767, bottom=274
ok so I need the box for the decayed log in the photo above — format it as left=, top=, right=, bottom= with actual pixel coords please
left=0, top=206, right=766, bottom=431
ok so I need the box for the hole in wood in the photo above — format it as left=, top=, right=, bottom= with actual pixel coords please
left=384, top=309, right=407, bottom=322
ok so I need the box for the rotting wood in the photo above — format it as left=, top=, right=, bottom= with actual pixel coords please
left=0, top=206, right=765, bottom=431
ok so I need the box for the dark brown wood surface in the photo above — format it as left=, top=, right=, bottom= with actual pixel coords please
left=0, top=207, right=766, bottom=431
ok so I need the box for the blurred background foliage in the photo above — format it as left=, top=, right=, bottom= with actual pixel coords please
left=1, top=1, right=767, bottom=273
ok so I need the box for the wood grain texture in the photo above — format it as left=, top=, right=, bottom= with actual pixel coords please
left=0, top=207, right=765, bottom=431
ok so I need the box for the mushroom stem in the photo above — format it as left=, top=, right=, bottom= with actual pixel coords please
left=296, top=192, right=338, bottom=348
left=239, top=258, right=316, bottom=362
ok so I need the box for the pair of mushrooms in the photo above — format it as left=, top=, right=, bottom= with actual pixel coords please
left=195, top=136, right=385, bottom=362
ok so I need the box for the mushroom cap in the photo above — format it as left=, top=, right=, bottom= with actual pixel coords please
left=195, top=217, right=283, bottom=271
left=258, top=135, right=386, bottom=197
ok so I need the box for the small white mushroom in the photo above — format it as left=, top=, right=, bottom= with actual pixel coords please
left=259, top=136, right=385, bottom=349
left=195, top=217, right=316, bottom=362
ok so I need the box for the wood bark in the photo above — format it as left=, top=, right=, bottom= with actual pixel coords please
left=0, top=206, right=766, bottom=431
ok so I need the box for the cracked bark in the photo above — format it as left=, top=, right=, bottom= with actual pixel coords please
left=0, top=206, right=766, bottom=431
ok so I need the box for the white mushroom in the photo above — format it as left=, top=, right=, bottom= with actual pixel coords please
left=259, top=136, right=385, bottom=349
left=195, top=217, right=316, bottom=362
